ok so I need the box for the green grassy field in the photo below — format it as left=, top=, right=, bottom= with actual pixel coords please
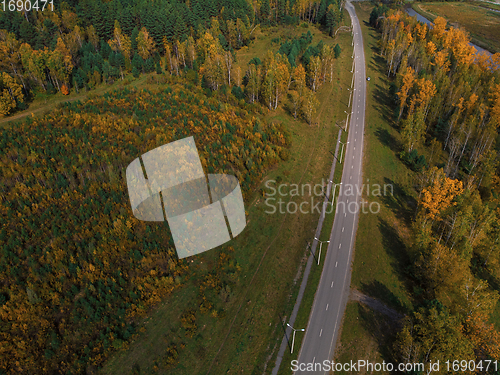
left=412, top=1, right=500, bottom=53
left=99, top=22, right=354, bottom=375
left=334, top=3, right=416, bottom=371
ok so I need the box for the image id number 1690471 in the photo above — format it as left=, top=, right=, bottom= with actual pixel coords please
left=2, top=0, right=54, bottom=12
left=446, top=360, right=498, bottom=372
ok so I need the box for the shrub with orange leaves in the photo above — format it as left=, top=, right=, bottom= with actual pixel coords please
left=61, top=84, right=69, bottom=95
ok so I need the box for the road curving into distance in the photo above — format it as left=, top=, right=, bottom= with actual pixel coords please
left=294, top=2, right=367, bottom=373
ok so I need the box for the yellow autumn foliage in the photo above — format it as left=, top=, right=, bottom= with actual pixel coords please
left=421, top=169, right=464, bottom=220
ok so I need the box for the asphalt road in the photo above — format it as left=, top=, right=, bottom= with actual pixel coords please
left=294, top=2, right=367, bottom=373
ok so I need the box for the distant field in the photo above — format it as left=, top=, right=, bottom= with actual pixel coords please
left=475, top=1, right=500, bottom=11
left=414, top=1, right=500, bottom=53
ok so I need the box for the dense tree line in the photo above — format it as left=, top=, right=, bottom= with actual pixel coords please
left=373, top=9, right=500, bottom=369
left=0, top=0, right=344, bottom=117
left=0, top=80, right=290, bottom=373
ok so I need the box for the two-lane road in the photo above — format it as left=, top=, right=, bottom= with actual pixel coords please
left=294, top=2, right=366, bottom=373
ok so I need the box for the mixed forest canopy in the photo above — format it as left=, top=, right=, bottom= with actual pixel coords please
left=372, top=7, right=500, bottom=367
left=0, top=0, right=345, bottom=117
left=0, top=79, right=291, bottom=373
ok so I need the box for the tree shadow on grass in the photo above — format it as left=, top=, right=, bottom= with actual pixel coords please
left=356, top=302, right=399, bottom=364
left=380, top=177, right=415, bottom=226
left=372, top=81, right=396, bottom=126
left=360, top=280, right=406, bottom=315
left=368, top=48, right=385, bottom=72
left=365, top=217, right=414, bottom=313
left=374, top=127, right=400, bottom=154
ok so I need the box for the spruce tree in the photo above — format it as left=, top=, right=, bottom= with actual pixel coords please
left=119, top=7, right=135, bottom=36
left=206, top=0, right=217, bottom=19
left=334, top=44, right=341, bottom=58
left=100, top=40, right=112, bottom=60
left=41, top=19, right=58, bottom=49
left=164, top=14, right=175, bottom=43
left=325, top=8, right=335, bottom=36
left=132, top=53, right=143, bottom=73
left=131, top=27, right=139, bottom=53
left=144, top=12, right=164, bottom=53
left=174, top=17, right=188, bottom=43
left=115, top=52, right=125, bottom=70
left=91, top=1, right=107, bottom=40
left=191, top=0, right=206, bottom=25
left=260, top=0, right=270, bottom=23
left=108, top=52, right=116, bottom=68
left=317, top=0, right=328, bottom=24
left=185, top=7, right=199, bottom=30
left=19, top=19, right=38, bottom=47
left=144, top=58, right=155, bottom=73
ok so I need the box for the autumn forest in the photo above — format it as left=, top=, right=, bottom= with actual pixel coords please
left=4, top=0, right=500, bottom=373
left=0, top=0, right=346, bottom=373
left=371, top=7, right=500, bottom=368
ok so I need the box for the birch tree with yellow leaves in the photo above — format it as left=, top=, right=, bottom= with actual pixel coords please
left=107, top=20, right=131, bottom=80
left=396, top=66, right=416, bottom=120
left=292, top=63, right=306, bottom=96
left=0, top=72, right=24, bottom=117
left=137, top=27, right=156, bottom=60
left=302, top=87, right=319, bottom=125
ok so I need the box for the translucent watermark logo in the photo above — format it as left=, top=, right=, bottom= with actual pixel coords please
left=264, top=179, right=393, bottom=215
left=126, top=136, right=246, bottom=259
